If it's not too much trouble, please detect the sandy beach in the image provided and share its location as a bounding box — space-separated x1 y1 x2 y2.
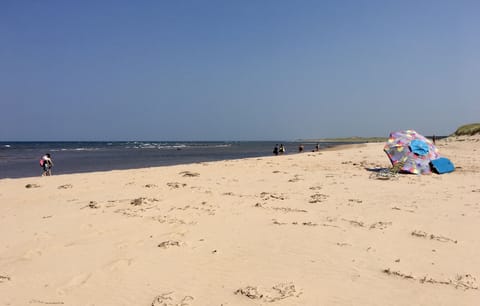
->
1 136 479 306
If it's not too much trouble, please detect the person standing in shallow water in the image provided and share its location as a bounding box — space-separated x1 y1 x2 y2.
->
273 144 279 156
40 153 53 176
279 144 285 154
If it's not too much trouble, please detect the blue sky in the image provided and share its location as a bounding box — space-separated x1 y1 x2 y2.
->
1 0 479 141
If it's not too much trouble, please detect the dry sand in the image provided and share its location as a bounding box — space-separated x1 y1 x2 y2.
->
1 136 479 306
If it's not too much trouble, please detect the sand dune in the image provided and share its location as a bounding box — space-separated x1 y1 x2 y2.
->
1 136 479 305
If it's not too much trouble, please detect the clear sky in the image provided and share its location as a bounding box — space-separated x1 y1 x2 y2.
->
1 0 479 141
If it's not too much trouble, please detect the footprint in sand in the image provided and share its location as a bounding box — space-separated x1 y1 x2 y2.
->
369 221 392 230
0 275 11 283
309 193 328 203
58 184 73 189
179 171 200 177
260 192 287 201
270 206 308 213
288 175 303 182
144 184 157 188
340 219 392 230
235 282 301 302
272 219 288 225
167 182 187 189
81 201 100 209
151 292 194 306
25 184 41 189
130 197 159 206
157 240 182 249
131 198 146 206
22 248 43 260
391 206 416 213
151 215 196 225
115 241 130 250
57 273 92 296
292 221 318 227
104 258 133 272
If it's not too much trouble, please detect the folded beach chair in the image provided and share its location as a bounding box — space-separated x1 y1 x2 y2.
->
370 160 405 180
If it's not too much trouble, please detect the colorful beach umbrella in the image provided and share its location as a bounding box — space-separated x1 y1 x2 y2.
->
384 130 440 174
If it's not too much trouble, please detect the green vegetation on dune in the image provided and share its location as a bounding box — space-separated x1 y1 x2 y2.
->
454 123 480 136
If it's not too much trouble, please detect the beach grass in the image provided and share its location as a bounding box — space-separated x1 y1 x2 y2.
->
454 123 480 136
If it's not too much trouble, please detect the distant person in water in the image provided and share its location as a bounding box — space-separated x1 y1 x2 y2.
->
273 144 279 156
298 144 304 153
315 143 320 151
40 153 53 176
279 144 285 154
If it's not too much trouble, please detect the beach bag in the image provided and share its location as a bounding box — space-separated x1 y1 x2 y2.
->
430 157 455 174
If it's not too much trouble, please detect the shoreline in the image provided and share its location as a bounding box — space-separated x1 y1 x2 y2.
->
0 142 360 181
1 140 342 180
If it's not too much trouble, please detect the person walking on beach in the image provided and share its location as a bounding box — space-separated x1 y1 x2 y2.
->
273 144 279 156
298 144 304 153
40 153 53 176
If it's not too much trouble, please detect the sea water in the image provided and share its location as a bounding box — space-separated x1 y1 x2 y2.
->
0 141 343 179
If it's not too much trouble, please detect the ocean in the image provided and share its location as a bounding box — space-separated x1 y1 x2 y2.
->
0 141 342 179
